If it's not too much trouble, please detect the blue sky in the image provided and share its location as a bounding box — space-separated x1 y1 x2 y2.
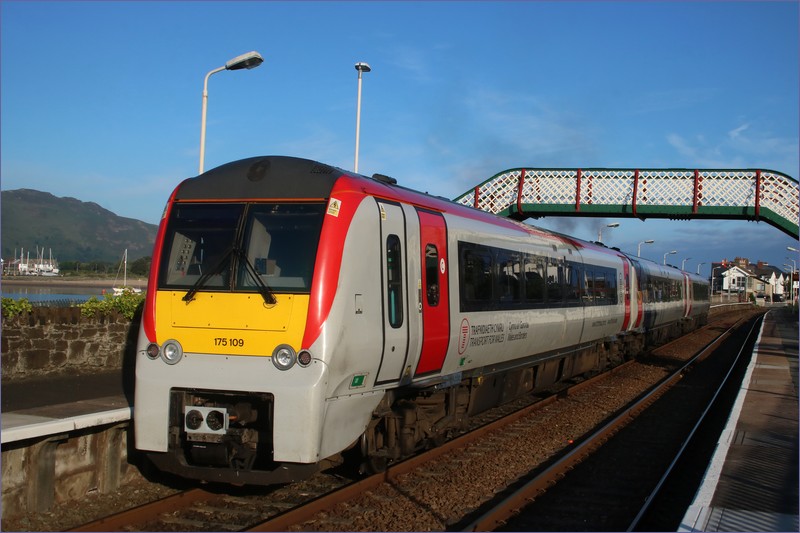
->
2 1 798 273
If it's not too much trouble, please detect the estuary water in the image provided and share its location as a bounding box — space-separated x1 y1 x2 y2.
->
1 278 143 306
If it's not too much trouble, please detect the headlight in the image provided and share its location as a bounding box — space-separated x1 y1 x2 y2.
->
185 409 204 430
272 344 297 371
161 339 183 365
205 410 225 431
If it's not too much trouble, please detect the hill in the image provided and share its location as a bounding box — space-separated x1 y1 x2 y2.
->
1 189 158 263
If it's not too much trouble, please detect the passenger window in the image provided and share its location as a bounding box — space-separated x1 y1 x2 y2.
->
462 247 493 305
524 256 546 304
386 235 403 328
425 244 440 306
496 251 521 303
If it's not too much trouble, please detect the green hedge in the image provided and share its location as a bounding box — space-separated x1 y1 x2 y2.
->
2 290 145 320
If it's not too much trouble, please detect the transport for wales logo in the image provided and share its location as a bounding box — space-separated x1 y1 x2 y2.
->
458 318 470 355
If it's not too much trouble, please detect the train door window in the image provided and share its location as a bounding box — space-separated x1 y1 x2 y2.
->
386 235 403 328
425 244 440 306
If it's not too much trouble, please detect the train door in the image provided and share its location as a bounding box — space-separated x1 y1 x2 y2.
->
375 201 410 385
629 258 646 329
415 209 450 376
683 273 692 318
618 254 632 331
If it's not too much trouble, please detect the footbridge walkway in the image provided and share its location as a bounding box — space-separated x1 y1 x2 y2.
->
454 168 799 239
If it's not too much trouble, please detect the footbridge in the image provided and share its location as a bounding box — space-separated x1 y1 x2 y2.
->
454 168 799 239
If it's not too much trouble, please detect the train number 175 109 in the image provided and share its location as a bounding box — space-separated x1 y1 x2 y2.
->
214 337 245 347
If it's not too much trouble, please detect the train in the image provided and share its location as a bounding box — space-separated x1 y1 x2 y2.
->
134 155 710 484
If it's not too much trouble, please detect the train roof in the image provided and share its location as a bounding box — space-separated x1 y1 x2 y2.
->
175 156 340 201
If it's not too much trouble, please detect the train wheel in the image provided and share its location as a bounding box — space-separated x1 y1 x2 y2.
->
359 430 389 475
365 455 388 474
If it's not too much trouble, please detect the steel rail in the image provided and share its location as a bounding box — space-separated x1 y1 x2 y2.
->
626 314 764 531
67 488 215 532
460 316 750 532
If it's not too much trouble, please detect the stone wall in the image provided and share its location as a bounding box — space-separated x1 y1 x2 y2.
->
1 307 139 381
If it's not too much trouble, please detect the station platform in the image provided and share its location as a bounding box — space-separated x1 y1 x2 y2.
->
680 306 799 532
1 370 130 445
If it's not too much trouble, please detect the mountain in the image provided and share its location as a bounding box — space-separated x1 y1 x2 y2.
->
1 189 158 263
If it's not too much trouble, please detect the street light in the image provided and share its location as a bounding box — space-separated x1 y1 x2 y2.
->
198 51 264 174
597 223 619 243
783 263 794 303
354 61 371 173
681 257 692 271
786 256 798 304
696 262 706 275
711 266 722 297
637 239 654 257
663 250 677 265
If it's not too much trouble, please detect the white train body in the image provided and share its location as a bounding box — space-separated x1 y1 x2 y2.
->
134 156 709 484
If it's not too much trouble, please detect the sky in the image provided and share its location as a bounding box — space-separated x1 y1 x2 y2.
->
2 1 798 275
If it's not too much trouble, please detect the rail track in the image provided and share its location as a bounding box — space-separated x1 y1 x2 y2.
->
68 309 763 532
474 311 765 532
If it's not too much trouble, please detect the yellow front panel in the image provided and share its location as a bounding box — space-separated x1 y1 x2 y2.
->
156 291 308 356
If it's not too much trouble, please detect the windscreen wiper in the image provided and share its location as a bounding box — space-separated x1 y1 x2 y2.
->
182 245 277 305
182 245 235 303
234 247 277 305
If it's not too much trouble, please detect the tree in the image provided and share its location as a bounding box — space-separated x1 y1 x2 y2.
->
129 256 151 277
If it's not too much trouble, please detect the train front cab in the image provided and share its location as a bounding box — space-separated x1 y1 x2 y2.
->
134 197 337 483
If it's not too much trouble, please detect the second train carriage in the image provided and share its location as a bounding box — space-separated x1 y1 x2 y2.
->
135 156 709 484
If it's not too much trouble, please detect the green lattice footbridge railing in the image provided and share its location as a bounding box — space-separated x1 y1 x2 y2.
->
454 168 799 239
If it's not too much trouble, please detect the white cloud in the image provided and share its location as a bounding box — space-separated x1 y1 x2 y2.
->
666 125 798 177
728 123 750 139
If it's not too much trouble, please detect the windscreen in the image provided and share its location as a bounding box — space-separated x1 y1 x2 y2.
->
159 202 325 293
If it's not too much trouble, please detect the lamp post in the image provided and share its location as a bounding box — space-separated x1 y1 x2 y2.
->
696 262 706 275
354 62 371 173
786 255 798 304
597 223 619 243
711 266 722 298
637 239 654 257
198 51 264 175
681 257 692 271
783 264 792 303
663 250 677 265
